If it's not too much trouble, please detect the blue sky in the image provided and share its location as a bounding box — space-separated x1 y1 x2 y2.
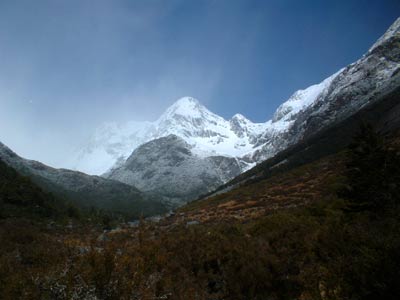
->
0 0 398 166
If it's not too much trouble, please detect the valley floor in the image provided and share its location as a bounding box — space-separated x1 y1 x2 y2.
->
1 200 399 300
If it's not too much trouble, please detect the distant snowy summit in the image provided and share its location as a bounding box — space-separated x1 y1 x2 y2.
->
68 96 267 175
68 17 400 178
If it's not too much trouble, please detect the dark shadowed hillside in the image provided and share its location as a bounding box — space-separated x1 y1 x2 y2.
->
0 159 75 220
0 143 168 219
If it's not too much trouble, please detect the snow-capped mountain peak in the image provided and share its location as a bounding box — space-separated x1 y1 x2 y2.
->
160 96 205 118
157 96 223 122
231 113 250 123
154 97 227 140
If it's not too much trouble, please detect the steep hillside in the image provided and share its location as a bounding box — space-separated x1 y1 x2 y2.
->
178 153 345 223
248 17 400 162
204 87 400 202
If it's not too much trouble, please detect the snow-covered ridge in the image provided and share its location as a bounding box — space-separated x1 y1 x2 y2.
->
270 70 341 129
69 76 336 175
369 17 400 53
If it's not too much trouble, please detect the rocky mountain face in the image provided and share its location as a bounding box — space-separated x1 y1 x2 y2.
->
105 135 242 206
249 17 400 162
0 142 166 217
71 18 400 205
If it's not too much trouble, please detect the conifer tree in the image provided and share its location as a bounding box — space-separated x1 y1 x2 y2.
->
343 124 400 212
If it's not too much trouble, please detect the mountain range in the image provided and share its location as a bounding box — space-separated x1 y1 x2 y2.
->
68 73 342 177
1 17 399 210
68 96 268 175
